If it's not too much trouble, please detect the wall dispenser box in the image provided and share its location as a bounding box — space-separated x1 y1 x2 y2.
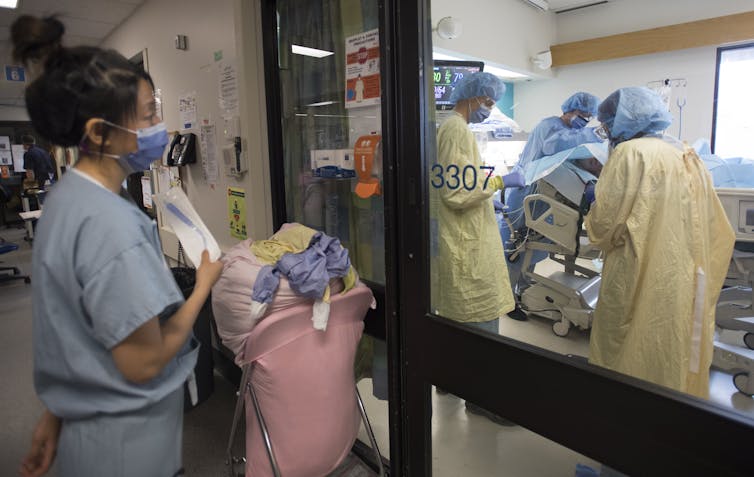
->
354 134 382 198
223 137 247 177
311 149 355 178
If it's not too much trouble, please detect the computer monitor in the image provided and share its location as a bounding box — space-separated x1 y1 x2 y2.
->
433 60 484 111
717 188 754 242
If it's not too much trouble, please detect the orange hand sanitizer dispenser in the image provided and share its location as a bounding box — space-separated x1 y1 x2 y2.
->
354 134 381 199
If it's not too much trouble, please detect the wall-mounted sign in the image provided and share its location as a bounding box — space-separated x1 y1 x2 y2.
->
345 29 380 109
5 65 25 82
227 187 247 239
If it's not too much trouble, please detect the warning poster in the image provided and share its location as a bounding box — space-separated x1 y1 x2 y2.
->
345 29 380 109
227 187 247 239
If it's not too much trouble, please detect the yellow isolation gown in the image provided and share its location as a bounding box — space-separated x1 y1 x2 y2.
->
433 112 515 323
585 137 735 398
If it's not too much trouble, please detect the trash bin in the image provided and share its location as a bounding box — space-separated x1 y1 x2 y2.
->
171 265 215 411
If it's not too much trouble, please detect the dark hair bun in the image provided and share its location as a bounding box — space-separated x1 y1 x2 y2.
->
11 15 65 65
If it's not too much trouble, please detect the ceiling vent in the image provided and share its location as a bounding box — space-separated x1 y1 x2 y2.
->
522 0 550 12
554 1 609 14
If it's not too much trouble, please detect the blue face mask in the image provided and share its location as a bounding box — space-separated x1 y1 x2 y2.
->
101 120 169 173
469 104 491 124
571 115 589 129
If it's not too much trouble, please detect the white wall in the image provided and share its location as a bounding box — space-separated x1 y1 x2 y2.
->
0 106 29 121
101 0 272 256
514 1 754 141
515 46 718 142
556 0 754 44
431 0 556 77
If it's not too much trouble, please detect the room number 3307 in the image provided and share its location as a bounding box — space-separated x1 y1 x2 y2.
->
431 165 495 190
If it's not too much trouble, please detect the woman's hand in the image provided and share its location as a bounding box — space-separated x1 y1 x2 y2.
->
19 410 61 477
195 250 223 293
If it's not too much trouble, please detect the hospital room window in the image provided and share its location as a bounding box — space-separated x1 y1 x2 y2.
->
712 43 754 158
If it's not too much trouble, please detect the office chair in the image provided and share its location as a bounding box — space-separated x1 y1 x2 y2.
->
0 183 11 228
0 239 30 284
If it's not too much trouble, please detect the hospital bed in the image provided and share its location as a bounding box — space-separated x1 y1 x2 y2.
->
515 166 602 337
712 188 754 396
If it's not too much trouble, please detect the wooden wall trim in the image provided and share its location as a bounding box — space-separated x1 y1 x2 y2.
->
551 10 754 67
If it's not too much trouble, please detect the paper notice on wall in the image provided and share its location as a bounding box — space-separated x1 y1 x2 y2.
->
345 29 380 109
228 187 247 240
218 60 239 116
179 91 197 130
12 144 25 171
199 122 219 185
141 175 153 209
155 165 180 193
0 136 11 165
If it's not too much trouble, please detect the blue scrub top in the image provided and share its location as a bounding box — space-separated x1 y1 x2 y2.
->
517 116 601 172
32 170 197 420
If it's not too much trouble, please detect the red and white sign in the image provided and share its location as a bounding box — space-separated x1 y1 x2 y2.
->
345 29 380 109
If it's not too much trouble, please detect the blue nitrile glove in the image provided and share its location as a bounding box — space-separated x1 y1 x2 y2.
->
502 169 525 189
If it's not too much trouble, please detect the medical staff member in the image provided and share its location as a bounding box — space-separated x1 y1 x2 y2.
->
435 71 523 332
503 92 602 320
517 91 602 171
434 71 523 424
585 87 734 399
13 16 223 477
22 135 56 188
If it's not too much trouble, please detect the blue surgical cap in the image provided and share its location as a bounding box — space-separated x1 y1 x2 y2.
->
597 87 672 144
449 72 506 104
561 92 600 115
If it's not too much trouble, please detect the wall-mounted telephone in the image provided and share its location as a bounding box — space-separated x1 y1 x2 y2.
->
167 133 197 166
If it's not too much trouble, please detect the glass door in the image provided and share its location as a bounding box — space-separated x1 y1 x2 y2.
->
260 0 398 470
262 0 386 297
389 0 754 475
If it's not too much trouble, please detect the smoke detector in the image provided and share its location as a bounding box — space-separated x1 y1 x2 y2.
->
434 17 463 40
531 50 553 70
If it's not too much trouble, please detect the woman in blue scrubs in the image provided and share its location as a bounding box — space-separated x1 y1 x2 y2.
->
13 16 223 477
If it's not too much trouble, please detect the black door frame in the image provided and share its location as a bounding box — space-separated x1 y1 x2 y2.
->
259 0 405 469
389 1 754 476
261 0 754 475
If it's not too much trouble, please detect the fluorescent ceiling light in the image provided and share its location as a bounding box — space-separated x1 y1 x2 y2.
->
432 50 528 79
305 101 338 107
0 0 19 7
432 51 463 61
292 44 334 58
484 64 529 79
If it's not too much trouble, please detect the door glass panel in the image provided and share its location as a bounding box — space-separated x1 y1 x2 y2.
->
275 0 385 285
426 0 754 419
273 0 390 464
430 390 613 477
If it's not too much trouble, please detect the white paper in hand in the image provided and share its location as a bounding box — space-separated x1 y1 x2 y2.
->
153 187 221 267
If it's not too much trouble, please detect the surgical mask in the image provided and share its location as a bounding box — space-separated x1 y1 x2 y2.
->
97 120 169 173
571 115 589 129
469 99 492 124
